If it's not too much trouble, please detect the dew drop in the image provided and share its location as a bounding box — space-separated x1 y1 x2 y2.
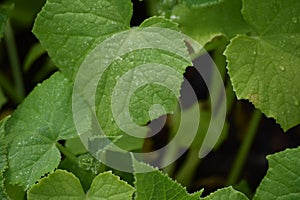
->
279 66 285 71
293 96 299 106
292 17 298 23
170 15 180 20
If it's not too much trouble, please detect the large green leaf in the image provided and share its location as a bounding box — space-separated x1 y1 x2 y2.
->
69 16 192 151
5 72 77 189
33 0 132 79
133 160 202 200
202 186 248 200
27 170 135 200
0 118 9 200
170 0 250 45
34 0 192 152
253 147 300 199
225 0 300 131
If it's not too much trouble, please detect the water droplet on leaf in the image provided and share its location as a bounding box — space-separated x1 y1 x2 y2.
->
292 17 298 23
279 66 285 71
293 96 299 106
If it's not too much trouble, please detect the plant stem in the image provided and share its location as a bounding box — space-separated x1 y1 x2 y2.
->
5 20 25 100
56 143 78 164
226 109 262 185
174 148 201 187
0 73 22 103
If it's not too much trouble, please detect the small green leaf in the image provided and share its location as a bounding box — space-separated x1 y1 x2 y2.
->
170 0 250 45
254 147 300 199
33 0 132 79
133 160 203 200
27 170 135 200
225 0 300 131
27 170 85 200
5 72 77 189
59 158 96 192
87 171 135 200
202 186 249 200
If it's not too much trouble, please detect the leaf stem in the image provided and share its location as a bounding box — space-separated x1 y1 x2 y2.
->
226 109 262 185
0 73 22 103
174 148 201 187
56 143 78 164
5 20 25 100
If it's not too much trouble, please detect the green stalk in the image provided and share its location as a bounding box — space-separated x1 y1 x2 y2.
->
56 143 78 164
226 109 262 185
162 142 178 175
174 148 200 187
0 73 22 103
5 21 25 100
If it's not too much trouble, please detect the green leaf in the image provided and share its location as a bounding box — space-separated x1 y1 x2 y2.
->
0 118 9 200
33 0 132 79
253 147 300 199
133 160 203 200
27 170 85 200
93 17 191 150
27 170 135 200
4 182 25 200
5 72 77 189
170 0 250 45
225 0 300 131
59 158 96 192
34 0 192 152
87 171 135 200
202 186 249 200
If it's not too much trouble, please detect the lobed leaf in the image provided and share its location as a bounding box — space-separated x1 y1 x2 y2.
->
5 72 76 189
225 0 300 131
93 17 191 150
27 170 135 200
